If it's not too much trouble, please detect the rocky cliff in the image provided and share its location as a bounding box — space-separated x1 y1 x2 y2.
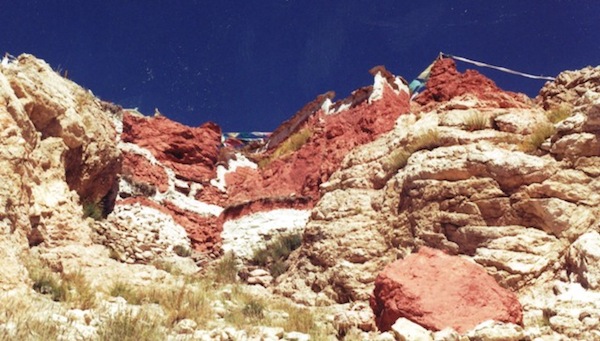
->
1 53 600 340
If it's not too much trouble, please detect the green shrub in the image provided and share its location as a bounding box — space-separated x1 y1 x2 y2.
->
83 200 104 220
252 233 302 278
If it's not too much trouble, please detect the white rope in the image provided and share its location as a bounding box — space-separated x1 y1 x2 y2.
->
442 53 555 81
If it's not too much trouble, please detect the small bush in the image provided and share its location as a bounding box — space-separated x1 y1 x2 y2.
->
242 299 265 320
520 123 556 152
546 104 572 123
252 233 302 278
464 113 489 131
83 200 104 220
25 257 68 302
96 309 165 341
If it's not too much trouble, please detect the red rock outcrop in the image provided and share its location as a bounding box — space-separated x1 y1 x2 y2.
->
370 247 523 333
226 81 410 204
122 112 221 183
266 91 335 150
122 151 169 193
414 57 530 109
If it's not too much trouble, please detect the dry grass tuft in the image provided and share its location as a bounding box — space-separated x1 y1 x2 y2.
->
96 309 165 341
0 294 62 340
213 252 239 284
412 128 442 151
519 123 556 152
62 271 97 310
270 300 317 334
24 255 97 310
383 149 412 174
259 128 313 168
108 280 213 328
546 104 573 123
463 112 489 131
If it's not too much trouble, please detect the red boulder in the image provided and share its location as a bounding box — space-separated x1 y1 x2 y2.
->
370 247 522 333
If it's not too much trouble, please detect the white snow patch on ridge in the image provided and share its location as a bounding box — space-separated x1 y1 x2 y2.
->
221 209 311 259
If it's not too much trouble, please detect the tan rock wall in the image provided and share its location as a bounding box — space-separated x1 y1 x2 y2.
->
0 54 120 253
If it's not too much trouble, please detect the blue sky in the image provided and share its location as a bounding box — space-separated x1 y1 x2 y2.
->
2 1 599 132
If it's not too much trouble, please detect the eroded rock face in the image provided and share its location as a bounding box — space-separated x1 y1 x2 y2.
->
0 54 121 253
4 55 121 204
226 72 410 205
122 112 221 183
0 54 122 293
538 65 600 110
370 247 522 333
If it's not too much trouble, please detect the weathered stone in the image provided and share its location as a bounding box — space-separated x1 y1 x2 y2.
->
174 318 197 334
391 318 433 341
567 232 600 289
465 320 525 341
